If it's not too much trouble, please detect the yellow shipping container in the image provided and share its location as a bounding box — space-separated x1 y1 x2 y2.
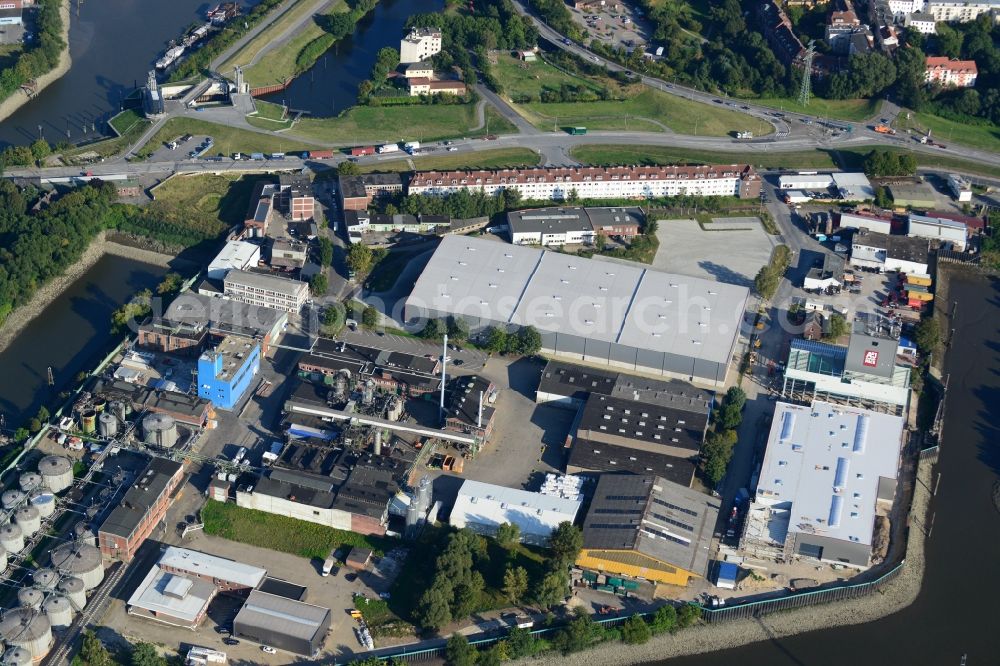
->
907 291 934 301
906 275 932 286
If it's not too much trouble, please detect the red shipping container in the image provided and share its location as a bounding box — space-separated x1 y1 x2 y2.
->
308 150 335 159
350 146 375 156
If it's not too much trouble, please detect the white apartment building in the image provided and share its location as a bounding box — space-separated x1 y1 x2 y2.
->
407 165 762 200
904 11 938 32
925 56 978 87
926 0 1000 21
223 269 309 313
887 0 925 13
399 27 442 64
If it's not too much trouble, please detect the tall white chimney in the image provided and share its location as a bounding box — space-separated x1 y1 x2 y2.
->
478 391 483 428
439 334 448 422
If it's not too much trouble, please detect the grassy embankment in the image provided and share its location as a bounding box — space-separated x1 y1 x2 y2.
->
216 0 325 78
359 147 540 174
570 143 1000 178
751 96 882 122
151 173 273 229
239 0 349 88
288 104 516 144
201 499 394 560
894 111 1000 154
135 117 316 158
246 99 295 131
60 109 151 162
491 53 767 136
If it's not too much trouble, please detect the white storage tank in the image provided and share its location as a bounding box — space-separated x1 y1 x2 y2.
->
97 412 118 438
0 607 53 660
0 523 24 554
50 542 104 590
18 473 42 495
14 506 41 537
37 456 73 494
1 490 25 511
56 577 86 611
42 596 74 629
17 588 44 610
29 492 55 519
1 646 33 666
0 543 7 573
143 413 178 448
33 568 59 591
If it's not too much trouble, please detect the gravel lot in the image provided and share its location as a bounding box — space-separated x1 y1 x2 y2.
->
643 218 776 287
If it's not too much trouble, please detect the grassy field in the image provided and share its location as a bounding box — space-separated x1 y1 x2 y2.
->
217 0 322 75
570 143 1000 178
241 0 349 88
246 99 295 130
520 89 767 136
135 117 315 158
751 96 882 122
359 147 540 174
151 173 271 227
492 53 625 100
289 103 514 144
202 500 394 560
109 109 145 135
895 111 1000 154
366 250 413 292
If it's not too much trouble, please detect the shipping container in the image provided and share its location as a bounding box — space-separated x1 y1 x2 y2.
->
308 150 335 159
378 144 400 154
350 146 376 156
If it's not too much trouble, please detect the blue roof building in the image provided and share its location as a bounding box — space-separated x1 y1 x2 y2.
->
197 335 260 410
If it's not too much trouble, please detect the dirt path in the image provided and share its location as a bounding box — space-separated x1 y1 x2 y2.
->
0 0 73 123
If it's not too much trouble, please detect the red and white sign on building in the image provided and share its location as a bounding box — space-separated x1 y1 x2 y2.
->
863 350 879 367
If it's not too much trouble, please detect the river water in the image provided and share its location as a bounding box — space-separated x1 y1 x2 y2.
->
659 273 1000 666
0 0 257 147
259 0 442 114
0 256 165 426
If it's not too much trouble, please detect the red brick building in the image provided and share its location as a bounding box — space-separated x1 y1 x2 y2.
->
98 457 185 562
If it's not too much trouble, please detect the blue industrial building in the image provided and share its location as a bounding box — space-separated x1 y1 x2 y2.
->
197 335 261 410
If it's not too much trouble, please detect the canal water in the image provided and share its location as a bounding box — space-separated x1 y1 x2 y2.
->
0 256 166 426
658 273 1000 665
0 0 260 147
260 0 442 115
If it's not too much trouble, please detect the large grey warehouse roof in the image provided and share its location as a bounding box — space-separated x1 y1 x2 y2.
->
407 236 749 367
234 589 330 643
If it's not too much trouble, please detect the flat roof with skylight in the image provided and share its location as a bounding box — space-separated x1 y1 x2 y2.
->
755 401 904 550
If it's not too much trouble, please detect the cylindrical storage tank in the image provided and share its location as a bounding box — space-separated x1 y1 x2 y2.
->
97 412 117 439
38 456 73 494
2 646 33 666
29 492 55 519
42 596 73 629
0 523 24 554
17 588 44 610
14 506 40 538
92 398 107 413
0 543 7 573
0 607 53 660
110 400 128 422
1 490 26 511
80 410 97 434
143 413 178 448
50 542 104 591
33 568 59 591
56 577 86 611
72 522 96 547
18 473 42 495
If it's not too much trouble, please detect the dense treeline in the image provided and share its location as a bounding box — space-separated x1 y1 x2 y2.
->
0 180 225 327
169 0 285 81
0 0 65 103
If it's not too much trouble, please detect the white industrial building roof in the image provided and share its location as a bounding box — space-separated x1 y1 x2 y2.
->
831 173 875 201
208 241 260 276
160 546 268 588
755 401 904 547
451 479 582 540
128 567 216 624
778 174 834 189
407 236 749 368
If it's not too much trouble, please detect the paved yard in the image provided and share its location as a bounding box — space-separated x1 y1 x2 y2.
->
649 218 776 287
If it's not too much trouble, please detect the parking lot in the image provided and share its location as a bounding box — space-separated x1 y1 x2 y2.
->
147 133 212 162
567 1 653 53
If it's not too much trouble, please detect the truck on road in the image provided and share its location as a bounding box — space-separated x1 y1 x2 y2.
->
567 126 587 135
378 143 400 154
873 124 896 135
350 146 376 156
322 547 337 576
403 141 420 154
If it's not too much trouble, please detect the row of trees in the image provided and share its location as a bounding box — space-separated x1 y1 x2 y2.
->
444 601 701 665
480 325 542 356
863 149 919 178
297 0 380 75
76 630 170 666
753 244 792 301
0 0 65 104
416 523 582 631
703 386 746 486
